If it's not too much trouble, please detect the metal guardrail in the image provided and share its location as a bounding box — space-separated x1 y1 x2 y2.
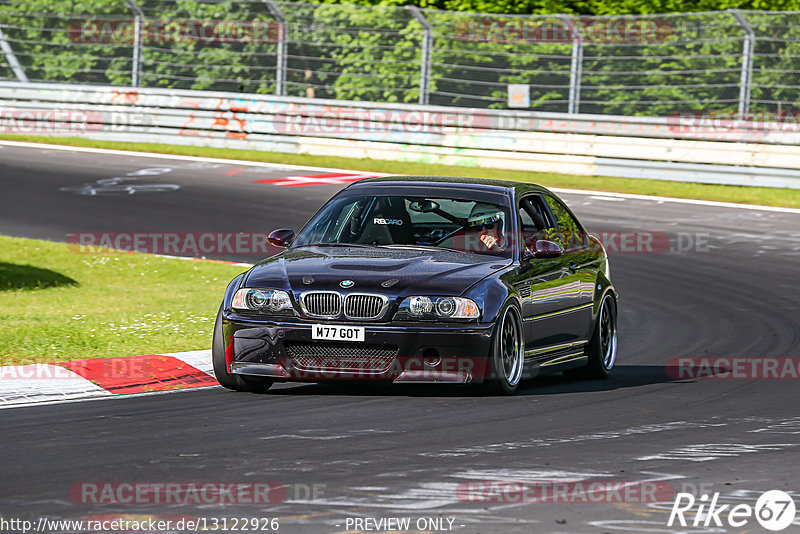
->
1 82 798 189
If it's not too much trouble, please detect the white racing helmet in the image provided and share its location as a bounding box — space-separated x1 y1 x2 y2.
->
468 203 505 231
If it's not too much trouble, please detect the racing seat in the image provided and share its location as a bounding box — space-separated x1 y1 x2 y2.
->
355 197 414 245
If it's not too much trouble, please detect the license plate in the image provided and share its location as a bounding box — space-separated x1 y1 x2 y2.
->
311 325 365 342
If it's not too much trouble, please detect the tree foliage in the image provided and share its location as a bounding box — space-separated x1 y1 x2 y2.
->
0 0 797 115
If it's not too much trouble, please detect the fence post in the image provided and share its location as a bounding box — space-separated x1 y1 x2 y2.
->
560 15 583 114
263 0 287 96
729 9 754 120
0 27 29 82
123 0 143 87
407 6 432 105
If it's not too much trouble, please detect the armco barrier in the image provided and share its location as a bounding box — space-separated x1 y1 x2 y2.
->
1 82 799 189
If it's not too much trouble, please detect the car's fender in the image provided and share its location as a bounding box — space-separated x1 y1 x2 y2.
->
463 271 515 323
586 235 617 316
592 270 617 319
221 273 247 312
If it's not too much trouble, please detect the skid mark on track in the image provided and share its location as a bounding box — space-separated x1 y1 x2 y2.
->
449 469 611 482
284 469 685 517
60 167 179 195
260 429 396 441
749 417 800 434
588 519 724 532
420 421 725 458
636 442 798 462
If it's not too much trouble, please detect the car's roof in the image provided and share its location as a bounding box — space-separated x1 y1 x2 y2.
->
349 175 550 194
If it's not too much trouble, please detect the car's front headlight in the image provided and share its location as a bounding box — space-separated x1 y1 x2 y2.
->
231 288 294 313
395 296 480 321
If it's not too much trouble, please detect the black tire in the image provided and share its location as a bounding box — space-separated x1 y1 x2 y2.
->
565 294 617 380
212 306 273 393
485 303 525 395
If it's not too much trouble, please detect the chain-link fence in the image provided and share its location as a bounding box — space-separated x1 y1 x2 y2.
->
0 0 798 117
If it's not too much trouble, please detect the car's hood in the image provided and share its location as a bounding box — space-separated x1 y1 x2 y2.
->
244 245 510 296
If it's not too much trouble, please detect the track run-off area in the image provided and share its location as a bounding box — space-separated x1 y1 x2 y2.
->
1 140 799 533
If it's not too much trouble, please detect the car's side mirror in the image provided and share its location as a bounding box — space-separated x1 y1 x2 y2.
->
523 239 563 260
267 229 295 248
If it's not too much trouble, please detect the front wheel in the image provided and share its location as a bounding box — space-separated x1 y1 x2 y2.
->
566 294 617 380
212 306 273 393
485 303 525 395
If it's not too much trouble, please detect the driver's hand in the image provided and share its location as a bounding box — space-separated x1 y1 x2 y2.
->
480 233 499 250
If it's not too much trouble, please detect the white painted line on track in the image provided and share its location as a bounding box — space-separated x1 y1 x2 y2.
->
0 384 220 411
0 139 375 174
2 139 798 214
551 187 800 214
588 195 626 202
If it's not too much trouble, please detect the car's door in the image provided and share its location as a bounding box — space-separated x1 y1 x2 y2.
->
512 194 584 355
541 193 594 343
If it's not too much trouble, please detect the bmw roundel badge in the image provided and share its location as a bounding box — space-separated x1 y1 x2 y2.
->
340 280 355 288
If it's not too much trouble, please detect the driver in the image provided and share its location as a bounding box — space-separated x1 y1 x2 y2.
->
468 203 506 252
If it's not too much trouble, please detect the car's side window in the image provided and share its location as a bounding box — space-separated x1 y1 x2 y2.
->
518 201 537 232
519 195 558 250
543 195 585 250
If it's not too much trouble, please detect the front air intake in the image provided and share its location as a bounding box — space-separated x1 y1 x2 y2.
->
300 291 342 318
344 293 389 320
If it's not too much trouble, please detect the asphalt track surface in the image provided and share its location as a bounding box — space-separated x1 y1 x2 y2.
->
1 142 799 533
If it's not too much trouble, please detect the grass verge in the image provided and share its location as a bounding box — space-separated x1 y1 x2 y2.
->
1 134 798 209
0 235 246 366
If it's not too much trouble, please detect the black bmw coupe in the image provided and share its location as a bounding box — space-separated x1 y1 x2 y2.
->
213 176 618 395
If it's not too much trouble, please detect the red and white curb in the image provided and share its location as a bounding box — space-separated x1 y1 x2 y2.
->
0 350 218 409
252 171 388 187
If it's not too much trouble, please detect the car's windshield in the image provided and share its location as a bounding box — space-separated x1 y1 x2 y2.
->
293 194 513 258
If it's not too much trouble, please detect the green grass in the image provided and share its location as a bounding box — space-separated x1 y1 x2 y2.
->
2 134 798 209
0 235 246 366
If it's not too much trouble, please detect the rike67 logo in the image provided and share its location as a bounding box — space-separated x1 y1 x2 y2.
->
668 490 796 531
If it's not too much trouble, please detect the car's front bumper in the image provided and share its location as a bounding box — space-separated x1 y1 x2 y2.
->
222 314 496 384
